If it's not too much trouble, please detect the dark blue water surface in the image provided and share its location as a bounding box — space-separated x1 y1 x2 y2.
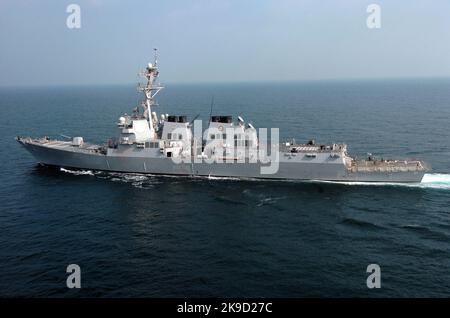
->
1 79 450 297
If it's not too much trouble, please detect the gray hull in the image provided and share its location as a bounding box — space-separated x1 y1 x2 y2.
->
18 139 425 183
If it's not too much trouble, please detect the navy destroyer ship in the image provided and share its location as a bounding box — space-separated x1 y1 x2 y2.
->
17 51 429 182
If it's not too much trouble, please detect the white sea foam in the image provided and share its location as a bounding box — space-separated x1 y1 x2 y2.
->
206 175 241 181
58 168 450 190
418 173 450 190
313 174 450 190
60 168 94 176
122 174 148 182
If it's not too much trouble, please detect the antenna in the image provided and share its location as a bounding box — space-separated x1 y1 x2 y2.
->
208 96 214 126
188 114 200 127
153 48 158 66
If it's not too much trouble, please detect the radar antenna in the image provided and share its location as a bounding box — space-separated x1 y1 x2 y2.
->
153 48 158 67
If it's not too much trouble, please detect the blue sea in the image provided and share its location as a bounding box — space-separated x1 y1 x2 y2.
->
1 79 450 297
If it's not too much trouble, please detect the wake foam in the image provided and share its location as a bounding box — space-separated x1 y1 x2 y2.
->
57 168 450 190
316 173 450 190
418 173 450 190
206 175 241 181
60 168 94 176
421 173 450 184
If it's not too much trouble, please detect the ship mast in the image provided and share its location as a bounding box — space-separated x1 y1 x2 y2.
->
138 48 163 140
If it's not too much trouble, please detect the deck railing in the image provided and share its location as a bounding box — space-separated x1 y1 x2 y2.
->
350 159 428 172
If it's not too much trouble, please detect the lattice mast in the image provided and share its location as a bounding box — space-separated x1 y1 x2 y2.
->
138 48 163 139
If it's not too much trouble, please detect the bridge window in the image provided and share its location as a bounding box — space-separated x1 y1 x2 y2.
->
146 142 159 148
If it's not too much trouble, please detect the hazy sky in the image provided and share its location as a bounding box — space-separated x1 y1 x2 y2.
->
1 0 450 86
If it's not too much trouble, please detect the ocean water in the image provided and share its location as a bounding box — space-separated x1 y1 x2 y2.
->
1 79 450 297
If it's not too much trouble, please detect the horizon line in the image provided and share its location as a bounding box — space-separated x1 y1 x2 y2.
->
1 75 450 89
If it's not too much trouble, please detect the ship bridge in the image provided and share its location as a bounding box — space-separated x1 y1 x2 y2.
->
204 115 258 161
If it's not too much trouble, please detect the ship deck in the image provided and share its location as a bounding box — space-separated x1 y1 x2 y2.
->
17 137 106 155
350 159 428 173
279 143 344 153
